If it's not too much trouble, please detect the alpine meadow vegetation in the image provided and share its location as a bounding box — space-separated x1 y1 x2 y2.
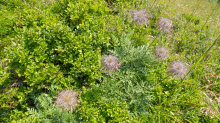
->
0 0 220 122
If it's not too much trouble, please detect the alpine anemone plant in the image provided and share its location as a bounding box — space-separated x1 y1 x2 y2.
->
101 55 119 73
154 47 169 61
157 17 173 33
55 90 80 112
168 61 188 79
130 10 152 26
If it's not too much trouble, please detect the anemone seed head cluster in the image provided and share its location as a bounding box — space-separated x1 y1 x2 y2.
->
168 61 188 79
157 17 173 33
130 10 152 25
55 90 80 112
155 47 169 60
102 55 119 73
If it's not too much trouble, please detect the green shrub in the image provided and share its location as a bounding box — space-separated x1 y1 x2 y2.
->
0 0 110 121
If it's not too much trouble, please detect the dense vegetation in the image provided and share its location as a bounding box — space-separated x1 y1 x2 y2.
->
0 0 220 122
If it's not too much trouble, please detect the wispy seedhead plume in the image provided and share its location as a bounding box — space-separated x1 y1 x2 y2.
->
154 47 169 60
157 17 173 33
55 90 80 112
101 55 119 73
168 61 188 79
130 10 152 26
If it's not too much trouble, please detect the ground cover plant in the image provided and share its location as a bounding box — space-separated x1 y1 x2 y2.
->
0 0 220 122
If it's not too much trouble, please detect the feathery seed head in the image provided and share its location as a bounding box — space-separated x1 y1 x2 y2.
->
55 90 80 112
102 55 119 73
157 17 173 33
155 47 169 60
168 61 188 79
130 10 152 26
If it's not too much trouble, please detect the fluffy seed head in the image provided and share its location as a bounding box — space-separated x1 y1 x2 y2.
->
130 10 152 25
55 90 80 112
168 61 188 79
157 17 173 33
155 47 169 60
102 55 119 73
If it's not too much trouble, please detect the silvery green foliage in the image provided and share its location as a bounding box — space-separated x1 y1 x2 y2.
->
168 61 188 79
130 10 152 26
111 33 151 66
154 47 169 61
157 17 173 33
16 93 79 123
108 33 155 115
110 32 154 83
